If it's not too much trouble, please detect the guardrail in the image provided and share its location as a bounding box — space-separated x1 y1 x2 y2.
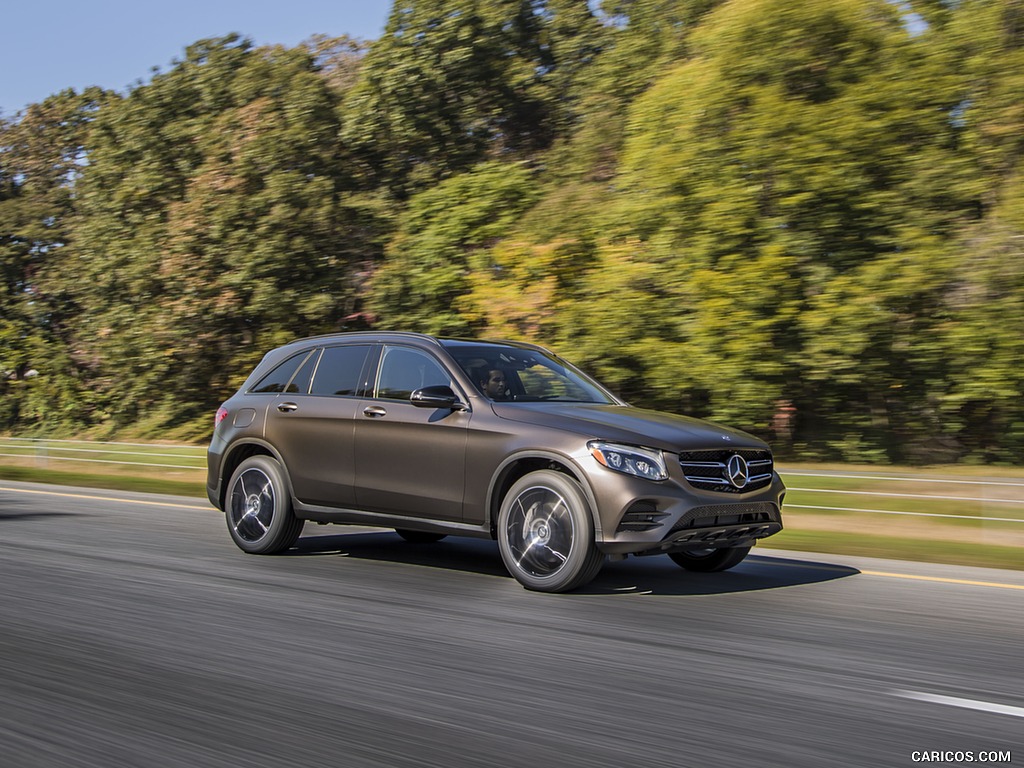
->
0 437 206 471
1 439 1022 526
779 469 1024 525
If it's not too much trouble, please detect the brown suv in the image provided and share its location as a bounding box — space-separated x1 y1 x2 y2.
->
207 332 785 592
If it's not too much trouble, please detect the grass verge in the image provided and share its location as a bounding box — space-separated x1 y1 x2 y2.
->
0 465 207 499
766 528 1023 571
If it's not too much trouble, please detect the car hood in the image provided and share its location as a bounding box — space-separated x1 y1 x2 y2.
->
489 402 767 453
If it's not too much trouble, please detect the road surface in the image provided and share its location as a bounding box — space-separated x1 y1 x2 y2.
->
1 480 1020 767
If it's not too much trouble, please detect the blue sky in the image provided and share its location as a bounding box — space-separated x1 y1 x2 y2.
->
3 0 393 118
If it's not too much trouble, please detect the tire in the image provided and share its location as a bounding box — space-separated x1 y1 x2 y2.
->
225 456 304 554
395 529 448 543
669 545 751 572
497 470 605 593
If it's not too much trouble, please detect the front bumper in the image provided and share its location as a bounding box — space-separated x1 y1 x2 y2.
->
589 461 786 556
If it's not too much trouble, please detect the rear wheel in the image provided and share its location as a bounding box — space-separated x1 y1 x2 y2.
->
395 529 448 543
225 456 304 554
497 470 605 593
669 546 750 572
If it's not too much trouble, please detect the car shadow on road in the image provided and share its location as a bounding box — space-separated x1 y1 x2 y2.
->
288 531 860 596
585 554 860 596
0 496 82 521
289 531 511 579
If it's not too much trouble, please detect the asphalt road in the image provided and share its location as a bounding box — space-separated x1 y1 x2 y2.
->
1 480 1021 768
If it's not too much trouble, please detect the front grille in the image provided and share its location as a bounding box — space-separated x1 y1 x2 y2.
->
678 449 774 493
668 502 779 533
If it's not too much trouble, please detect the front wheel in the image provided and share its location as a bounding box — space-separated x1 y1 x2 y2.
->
225 456 304 554
497 470 605 593
669 546 751 572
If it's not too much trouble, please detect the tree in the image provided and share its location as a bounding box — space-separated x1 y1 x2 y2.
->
939 176 1024 462
51 36 376 435
0 88 110 431
369 161 540 335
605 0 977 457
341 0 605 197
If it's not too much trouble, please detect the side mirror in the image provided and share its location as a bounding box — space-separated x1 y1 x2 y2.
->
410 385 463 410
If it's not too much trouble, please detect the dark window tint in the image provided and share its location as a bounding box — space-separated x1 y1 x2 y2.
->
310 345 371 397
250 351 311 394
376 346 452 400
285 349 321 394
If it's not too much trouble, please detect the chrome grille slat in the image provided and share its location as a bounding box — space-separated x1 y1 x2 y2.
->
679 448 774 494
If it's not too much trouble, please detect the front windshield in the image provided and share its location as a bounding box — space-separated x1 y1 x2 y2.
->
445 343 615 404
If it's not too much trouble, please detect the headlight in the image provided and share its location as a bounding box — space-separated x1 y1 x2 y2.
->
588 441 668 481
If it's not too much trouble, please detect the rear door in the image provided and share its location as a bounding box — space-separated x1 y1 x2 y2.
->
353 344 470 521
265 344 374 508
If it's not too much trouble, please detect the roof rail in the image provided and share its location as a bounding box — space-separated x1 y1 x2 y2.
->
286 330 442 346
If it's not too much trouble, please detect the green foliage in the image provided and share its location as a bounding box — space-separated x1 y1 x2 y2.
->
341 0 603 196
939 172 1024 461
41 36 376 430
0 88 111 432
369 161 540 334
2 0 1023 463
597 0 987 458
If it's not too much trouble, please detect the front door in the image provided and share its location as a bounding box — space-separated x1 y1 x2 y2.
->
353 345 469 521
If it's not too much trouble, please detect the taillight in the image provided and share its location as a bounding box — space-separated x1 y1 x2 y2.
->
215 406 229 427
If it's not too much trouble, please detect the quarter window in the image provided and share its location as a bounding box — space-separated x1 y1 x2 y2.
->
250 351 311 394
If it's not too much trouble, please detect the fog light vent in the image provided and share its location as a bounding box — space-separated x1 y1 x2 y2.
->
617 501 669 533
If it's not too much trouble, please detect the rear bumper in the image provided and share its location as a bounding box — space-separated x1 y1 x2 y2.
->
206 481 222 510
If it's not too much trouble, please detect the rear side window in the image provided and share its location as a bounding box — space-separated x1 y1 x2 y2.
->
250 351 312 394
310 345 372 397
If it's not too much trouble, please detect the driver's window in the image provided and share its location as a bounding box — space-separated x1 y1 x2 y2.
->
375 346 452 401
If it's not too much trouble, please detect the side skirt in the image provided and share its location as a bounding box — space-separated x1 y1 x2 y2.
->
293 501 494 540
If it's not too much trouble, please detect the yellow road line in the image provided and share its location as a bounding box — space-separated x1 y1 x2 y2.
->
0 485 213 511
860 569 1024 591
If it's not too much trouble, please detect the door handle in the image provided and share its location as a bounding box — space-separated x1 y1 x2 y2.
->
363 405 387 418
277 402 299 413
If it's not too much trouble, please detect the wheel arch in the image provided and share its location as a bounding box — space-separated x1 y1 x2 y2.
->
218 439 288 509
486 451 602 539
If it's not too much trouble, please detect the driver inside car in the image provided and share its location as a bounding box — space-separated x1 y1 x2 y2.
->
479 368 510 400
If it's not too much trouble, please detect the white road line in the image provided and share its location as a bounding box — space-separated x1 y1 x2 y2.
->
894 690 1024 718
